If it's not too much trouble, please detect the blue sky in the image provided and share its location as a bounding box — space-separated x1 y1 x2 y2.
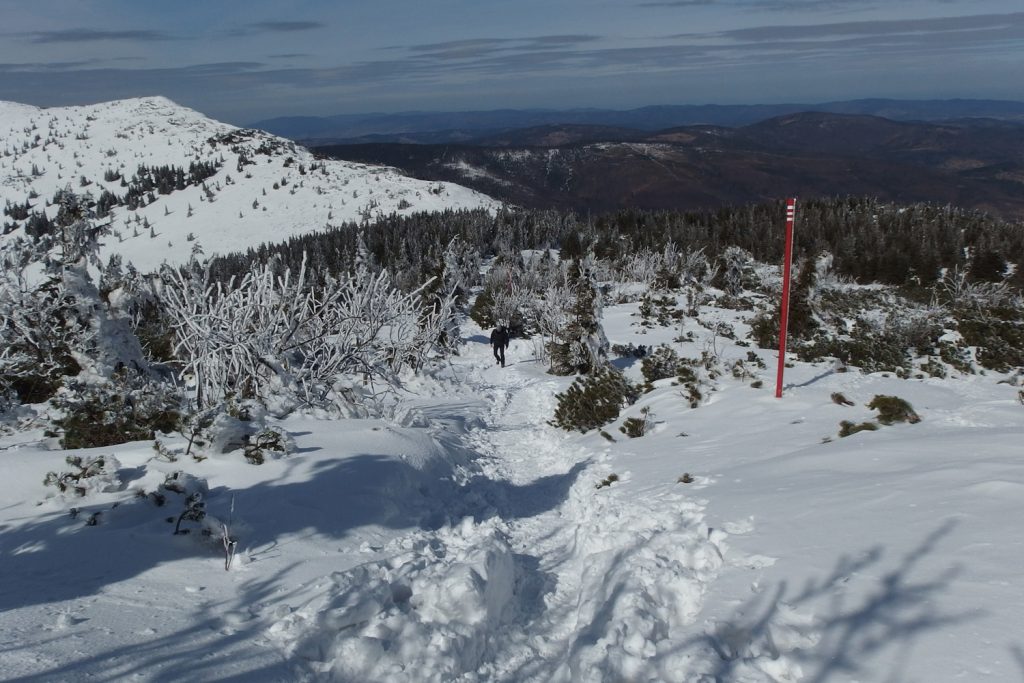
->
1 0 1022 123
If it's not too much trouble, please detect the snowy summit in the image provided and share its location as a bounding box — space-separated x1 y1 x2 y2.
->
0 96 500 272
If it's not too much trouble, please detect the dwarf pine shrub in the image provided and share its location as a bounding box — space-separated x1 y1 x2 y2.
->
619 407 653 438
551 368 639 433
52 376 181 449
838 420 879 438
243 427 293 465
831 392 854 406
43 454 121 497
806 332 910 374
937 342 974 374
867 395 921 425
641 345 685 384
955 309 1024 372
920 357 947 378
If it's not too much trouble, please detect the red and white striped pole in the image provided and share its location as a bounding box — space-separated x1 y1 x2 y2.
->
775 198 797 398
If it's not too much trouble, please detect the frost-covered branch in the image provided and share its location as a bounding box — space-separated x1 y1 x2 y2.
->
160 256 450 412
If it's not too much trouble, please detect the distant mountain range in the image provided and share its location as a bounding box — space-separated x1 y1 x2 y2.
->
251 99 1024 145
313 111 1024 219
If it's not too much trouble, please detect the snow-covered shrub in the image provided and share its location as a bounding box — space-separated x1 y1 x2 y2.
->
935 267 1016 311
174 492 206 535
551 368 639 433
196 410 253 455
610 343 648 359
619 407 653 438
530 280 573 363
679 247 711 286
242 426 294 465
920 357 947 378
489 280 532 332
161 256 452 413
938 341 974 374
0 239 85 403
803 331 910 374
547 264 609 376
640 345 686 384
616 243 686 290
468 287 498 329
150 471 210 534
867 395 921 425
954 309 1024 372
44 454 122 497
636 294 684 329
1 192 147 404
51 374 181 449
726 357 759 381
161 470 208 497
176 401 293 464
470 260 530 332
719 246 752 297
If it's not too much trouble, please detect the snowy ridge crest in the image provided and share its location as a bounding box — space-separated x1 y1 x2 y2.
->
0 96 500 272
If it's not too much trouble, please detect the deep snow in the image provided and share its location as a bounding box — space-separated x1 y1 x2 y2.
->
1 294 1022 682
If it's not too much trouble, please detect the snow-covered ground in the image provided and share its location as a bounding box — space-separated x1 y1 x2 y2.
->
1 295 1022 681
1 97 499 272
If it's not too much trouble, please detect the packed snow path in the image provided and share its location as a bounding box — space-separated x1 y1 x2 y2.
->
268 333 808 682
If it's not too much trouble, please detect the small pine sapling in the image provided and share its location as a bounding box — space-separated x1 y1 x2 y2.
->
174 492 205 535
43 454 121 497
619 406 653 438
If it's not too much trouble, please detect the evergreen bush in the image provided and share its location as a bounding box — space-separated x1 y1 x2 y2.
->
52 375 181 449
43 454 121 497
955 309 1024 372
640 345 685 384
838 420 879 437
619 407 653 438
243 427 293 465
867 395 921 425
551 368 639 433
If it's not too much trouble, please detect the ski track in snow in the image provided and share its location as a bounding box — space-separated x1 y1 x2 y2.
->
265 334 811 682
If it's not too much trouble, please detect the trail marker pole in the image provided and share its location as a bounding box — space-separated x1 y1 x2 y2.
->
775 198 797 398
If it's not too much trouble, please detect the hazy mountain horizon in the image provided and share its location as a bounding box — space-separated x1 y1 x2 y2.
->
250 97 1024 143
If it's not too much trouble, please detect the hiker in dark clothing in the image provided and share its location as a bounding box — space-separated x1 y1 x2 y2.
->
490 325 510 367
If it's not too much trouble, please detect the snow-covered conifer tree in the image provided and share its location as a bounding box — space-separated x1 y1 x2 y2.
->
547 262 609 375
0 189 145 403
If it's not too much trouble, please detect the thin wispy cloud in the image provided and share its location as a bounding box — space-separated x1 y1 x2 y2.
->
228 21 326 37
250 21 325 32
0 60 99 72
28 29 175 44
639 0 877 9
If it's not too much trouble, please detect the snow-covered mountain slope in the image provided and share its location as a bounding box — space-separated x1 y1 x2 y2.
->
2 296 1022 681
0 97 500 272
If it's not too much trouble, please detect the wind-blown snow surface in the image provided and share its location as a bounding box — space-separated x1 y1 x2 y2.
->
0 97 499 272
1 302 1023 681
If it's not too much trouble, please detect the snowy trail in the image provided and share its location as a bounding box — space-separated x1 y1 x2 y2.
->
267 334 808 682
457 342 808 683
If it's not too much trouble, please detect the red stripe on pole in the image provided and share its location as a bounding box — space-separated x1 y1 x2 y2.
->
775 197 797 398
